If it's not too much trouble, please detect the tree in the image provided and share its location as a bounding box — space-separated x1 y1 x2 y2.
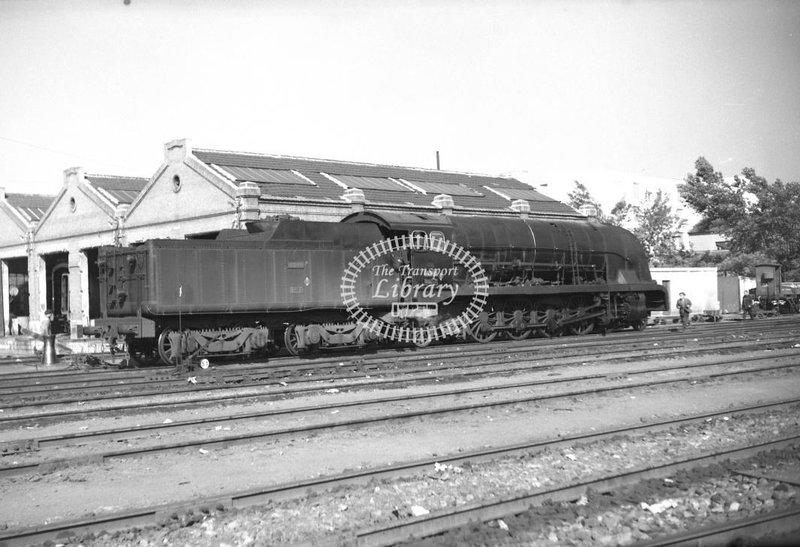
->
680 157 800 279
567 181 604 218
567 181 686 265
717 252 773 277
566 181 627 227
612 189 687 266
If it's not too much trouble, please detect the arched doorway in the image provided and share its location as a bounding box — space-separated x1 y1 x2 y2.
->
45 253 69 334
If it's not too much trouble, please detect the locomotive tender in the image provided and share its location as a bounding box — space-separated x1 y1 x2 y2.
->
95 210 668 364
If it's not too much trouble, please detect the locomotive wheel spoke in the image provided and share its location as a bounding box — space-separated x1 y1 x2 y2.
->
564 297 593 336
411 332 433 348
157 329 178 365
568 320 594 336
544 308 564 337
506 327 531 341
469 312 498 343
504 300 531 340
527 307 549 338
283 325 301 356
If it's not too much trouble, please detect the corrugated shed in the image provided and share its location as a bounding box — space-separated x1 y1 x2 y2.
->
5 193 55 222
193 149 578 215
85 174 148 205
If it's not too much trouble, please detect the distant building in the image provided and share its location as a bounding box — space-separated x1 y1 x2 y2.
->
686 222 730 255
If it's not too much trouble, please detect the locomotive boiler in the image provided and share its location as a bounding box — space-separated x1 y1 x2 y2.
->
94 210 668 364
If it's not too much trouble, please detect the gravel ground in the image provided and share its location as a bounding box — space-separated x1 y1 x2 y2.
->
2 367 798 532
411 454 800 546
45 404 800 546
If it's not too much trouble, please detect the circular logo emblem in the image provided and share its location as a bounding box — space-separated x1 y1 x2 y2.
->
341 234 489 344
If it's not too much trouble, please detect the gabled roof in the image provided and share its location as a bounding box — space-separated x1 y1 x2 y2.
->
34 170 149 238
85 174 148 206
4 193 55 223
193 149 577 216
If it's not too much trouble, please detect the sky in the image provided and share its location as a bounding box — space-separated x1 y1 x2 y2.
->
1 0 799 208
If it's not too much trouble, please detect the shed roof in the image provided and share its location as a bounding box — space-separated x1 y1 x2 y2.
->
4 193 55 223
85 174 148 205
193 149 577 216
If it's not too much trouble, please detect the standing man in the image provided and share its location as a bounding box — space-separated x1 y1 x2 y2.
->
40 309 56 365
742 293 755 320
676 292 692 329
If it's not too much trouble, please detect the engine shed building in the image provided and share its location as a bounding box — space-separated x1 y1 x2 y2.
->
0 189 53 335
32 169 149 336
2 138 581 339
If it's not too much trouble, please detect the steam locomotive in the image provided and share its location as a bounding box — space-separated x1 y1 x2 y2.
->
94 210 668 364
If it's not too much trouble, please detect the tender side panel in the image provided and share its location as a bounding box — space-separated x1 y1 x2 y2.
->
138 242 364 315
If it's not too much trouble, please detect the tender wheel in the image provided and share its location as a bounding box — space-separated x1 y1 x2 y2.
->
284 325 301 356
157 329 185 365
631 318 647 331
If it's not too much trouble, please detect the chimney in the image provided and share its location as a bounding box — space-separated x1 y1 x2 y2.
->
342 187 366 212
164 138 191 162
432 194 454 215
236 182 261 223
510 199 530 219
64 166 85 187
578 204 598 218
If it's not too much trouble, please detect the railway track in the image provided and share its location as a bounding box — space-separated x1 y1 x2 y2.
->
1 329 798 434
1 350 797 473
634 507 800 546
1 316 797 398
1 319 798 414
1 400 797 546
